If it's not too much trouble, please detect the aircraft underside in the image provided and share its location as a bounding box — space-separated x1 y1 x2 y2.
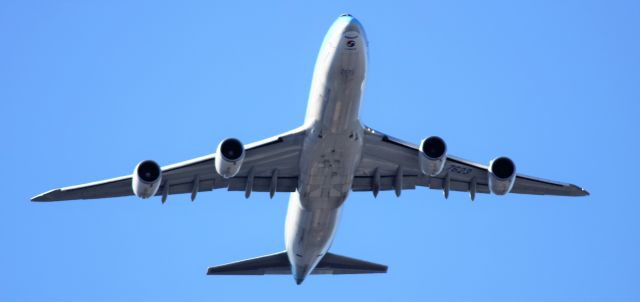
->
31 14 589 285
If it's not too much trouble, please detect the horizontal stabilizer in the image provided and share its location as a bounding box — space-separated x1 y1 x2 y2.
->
312 252 388 274
207 251 291 275
207 251 387 275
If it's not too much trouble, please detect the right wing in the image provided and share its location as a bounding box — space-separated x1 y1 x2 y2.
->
31 127 307 202
353 126 589 198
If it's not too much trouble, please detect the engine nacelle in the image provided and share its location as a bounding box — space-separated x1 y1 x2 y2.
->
132 160 162 199
419 136 447 176
215 138 245 179
488 156 516 195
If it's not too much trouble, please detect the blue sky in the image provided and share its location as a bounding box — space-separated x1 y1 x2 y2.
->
2 1 639 301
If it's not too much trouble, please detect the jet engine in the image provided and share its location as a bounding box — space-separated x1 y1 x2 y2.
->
132 160 162 199
419 136 447 176
488 156 516 195
215 138 245 178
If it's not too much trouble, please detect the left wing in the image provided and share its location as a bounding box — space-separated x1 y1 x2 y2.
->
353 126 589 198
31 127 307 202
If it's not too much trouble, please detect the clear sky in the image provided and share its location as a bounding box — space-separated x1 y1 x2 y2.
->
2 1 639 301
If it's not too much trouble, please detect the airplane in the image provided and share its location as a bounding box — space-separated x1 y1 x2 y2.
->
31 14 589 285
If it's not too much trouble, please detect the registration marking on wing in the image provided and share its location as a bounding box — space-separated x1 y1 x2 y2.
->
448 164 472 175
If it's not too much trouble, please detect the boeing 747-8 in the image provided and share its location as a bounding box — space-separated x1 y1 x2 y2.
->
32 14 589 285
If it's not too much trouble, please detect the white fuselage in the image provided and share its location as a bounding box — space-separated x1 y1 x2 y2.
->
284 15 368 284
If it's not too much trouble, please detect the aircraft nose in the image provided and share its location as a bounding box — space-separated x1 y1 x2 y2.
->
339 14 363 33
